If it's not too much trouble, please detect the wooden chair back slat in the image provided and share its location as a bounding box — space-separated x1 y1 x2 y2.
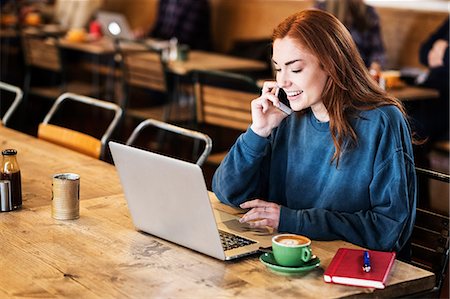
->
37 93 123 160
196 85 256 131
203 86 255 109
193 70 260 165
38 123 102 159
203 115 250 131
23 36 61 72
122 51 166 92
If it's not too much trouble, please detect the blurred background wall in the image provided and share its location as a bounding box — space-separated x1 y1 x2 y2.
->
101 0 448 68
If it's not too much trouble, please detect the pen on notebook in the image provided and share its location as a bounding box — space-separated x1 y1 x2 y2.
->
363 250 371 272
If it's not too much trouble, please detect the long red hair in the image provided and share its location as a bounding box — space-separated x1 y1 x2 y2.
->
273 9 408 165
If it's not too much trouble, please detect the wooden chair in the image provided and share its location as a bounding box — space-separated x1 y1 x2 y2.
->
192 70 260 165
21 30 100 102
407 167 450 298
125 118 212 166
0 81 23 127
115 39 175 121
37 92 123 159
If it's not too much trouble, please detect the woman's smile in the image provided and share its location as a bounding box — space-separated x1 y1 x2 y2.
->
284 89 304 99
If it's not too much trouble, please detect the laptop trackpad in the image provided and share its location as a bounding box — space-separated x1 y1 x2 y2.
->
215 210 274 247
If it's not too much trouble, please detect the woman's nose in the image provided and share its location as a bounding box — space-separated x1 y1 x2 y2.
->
276 71 291 88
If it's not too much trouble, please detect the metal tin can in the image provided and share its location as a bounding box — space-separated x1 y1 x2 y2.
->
0 180 12 212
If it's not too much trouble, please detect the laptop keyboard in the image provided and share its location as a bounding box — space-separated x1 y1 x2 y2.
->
219 230 256 251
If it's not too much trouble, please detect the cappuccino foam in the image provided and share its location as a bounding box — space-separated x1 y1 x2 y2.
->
274 235 310 246
279 239 301 245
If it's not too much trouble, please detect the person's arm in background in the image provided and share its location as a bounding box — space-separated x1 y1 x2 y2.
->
70 0 103 29
419 18 449 68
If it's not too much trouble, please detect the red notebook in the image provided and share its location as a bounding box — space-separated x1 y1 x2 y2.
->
324 248 396 289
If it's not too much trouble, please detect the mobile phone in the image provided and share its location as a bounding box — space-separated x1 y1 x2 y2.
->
274 87 292 115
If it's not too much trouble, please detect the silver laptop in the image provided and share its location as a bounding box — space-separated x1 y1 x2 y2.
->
109 141 272 260
97 11 134 39
97 11 171 50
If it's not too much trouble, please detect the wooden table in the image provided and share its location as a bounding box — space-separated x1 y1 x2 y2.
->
58 37 267 75
58 38 169 55
125 50 268 77
0 128 435 298
58 37 115 55
388 85 440 101
0 193 435 298
168 50 267 75
0 126 122 208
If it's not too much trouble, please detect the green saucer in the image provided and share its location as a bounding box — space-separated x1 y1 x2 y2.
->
259 252 320 274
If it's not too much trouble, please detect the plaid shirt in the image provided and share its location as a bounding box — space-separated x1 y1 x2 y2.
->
316 3 386 67
150 0 212 50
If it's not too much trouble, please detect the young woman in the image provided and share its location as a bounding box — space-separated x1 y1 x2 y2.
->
212 10 416 256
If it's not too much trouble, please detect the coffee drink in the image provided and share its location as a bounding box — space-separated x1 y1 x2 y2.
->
274 235 310 246
272 234 312 267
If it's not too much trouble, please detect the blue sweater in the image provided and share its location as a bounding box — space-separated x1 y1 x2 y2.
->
212 106 416 252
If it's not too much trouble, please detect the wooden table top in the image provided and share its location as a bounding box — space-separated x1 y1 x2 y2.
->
58 37 115 55
0 193 435 298
58 37 267 74
0 126 122 208
388 85 440 101
0 127 435 298
129 50 268 76
168 50 267 75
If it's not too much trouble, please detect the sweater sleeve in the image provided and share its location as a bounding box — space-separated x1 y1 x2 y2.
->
212 128 271 207
278 150 416 252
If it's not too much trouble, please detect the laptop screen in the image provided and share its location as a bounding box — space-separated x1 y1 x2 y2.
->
97 11 134 39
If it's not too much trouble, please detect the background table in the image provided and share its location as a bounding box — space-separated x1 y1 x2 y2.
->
388 85 440 101
58 37 268 75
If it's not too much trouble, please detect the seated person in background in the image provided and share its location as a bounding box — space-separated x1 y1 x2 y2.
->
135 0 212 51
212 10 417 258
54 0 103 30
315 0 386 74
412 17 449 143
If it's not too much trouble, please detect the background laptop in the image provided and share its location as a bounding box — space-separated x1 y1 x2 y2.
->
96 11 170 50
109 141 272 260
97 11 134 39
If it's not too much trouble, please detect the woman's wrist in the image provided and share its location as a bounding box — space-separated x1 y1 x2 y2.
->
250 124 272 138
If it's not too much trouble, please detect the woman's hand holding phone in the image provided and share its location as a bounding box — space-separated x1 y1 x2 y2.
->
250 81 292 138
